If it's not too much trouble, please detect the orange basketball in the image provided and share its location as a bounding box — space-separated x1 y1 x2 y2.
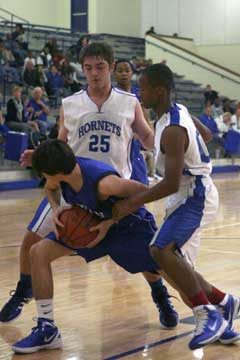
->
57 206 101 249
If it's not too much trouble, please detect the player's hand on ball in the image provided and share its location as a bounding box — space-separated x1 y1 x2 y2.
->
52 205 71 239
20 149 34 167
87 219 115 248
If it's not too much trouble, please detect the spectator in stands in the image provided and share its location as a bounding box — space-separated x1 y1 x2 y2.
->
24 51 36 69
36 46 52 68
28 87 51 136
49 115 60 139
23 61 41 88
44 39 58 57
46 65 64 106
0 104 9 138
0 42 19 82
76 35 89 59
60 58 81 94
231 107 240 132
145 26 156 35
204 84 218 105
223 98 234 115
199 105 224 157
216 112 232 138
5 86 40 136
211 97 224 118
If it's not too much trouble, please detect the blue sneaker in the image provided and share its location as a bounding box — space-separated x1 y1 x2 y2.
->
12 318 62 354
0 282 32 322
217 294 240 328
189 305 228 350
219 325 240 344
151 285 179 328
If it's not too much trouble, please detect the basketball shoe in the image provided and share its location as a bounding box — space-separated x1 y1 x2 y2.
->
217 293 240 344
0 281 32 322
189 304 228 350
12 318 62 353
151 283 179 328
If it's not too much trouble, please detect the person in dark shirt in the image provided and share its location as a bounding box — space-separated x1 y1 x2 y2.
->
204 84 218 105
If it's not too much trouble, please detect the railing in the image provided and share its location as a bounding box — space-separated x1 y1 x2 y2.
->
146 35 240 86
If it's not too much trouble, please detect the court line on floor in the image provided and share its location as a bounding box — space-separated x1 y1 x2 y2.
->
200 248 240 255
103 330 193 360
203 222 240 231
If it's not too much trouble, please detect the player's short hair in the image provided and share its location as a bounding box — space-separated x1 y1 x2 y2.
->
32 139 76 176
80 42 114 66
142 63 174 92
114 59 133 71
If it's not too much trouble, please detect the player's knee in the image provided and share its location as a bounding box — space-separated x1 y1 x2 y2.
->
22 230 42 253
29 242 47 264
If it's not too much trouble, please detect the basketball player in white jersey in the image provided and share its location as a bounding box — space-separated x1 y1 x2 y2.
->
0 43 178 328
113 63 240 350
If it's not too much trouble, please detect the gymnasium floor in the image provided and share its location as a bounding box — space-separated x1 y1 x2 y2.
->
0 174 240 360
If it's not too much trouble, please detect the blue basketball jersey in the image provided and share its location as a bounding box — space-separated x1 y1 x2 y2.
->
61 157 148 220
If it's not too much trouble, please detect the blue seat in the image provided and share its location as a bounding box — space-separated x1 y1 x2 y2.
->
224 130 240 154
4 131 28 162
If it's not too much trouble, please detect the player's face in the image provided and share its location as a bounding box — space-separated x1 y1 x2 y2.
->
114 62 133 86
82 56 112 90
139 74 159 109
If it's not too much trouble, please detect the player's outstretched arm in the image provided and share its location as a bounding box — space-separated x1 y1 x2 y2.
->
132 101 154 150
57 106 68 142
112 125 188 220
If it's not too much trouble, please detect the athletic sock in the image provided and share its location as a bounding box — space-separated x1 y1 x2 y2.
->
36 299 54 321
207 286 226 305
189 290 209 307
147 278 164 290
19 273 32 289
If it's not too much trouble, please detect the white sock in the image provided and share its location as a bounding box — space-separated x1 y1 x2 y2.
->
36 299 54 321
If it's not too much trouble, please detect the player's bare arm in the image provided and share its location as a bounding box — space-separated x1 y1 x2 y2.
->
112 125 188 220
58 106 68 142
191 115 212 143
132 100 154 150
45 179 64 237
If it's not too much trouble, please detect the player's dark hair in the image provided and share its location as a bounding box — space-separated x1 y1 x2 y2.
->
32 139 76 176
79 42 114 65
114 58 133 71
142 63 174 92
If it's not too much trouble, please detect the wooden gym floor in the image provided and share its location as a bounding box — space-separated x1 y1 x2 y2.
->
0 174 240 360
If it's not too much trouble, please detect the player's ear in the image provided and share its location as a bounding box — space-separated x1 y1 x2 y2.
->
110 62 115 74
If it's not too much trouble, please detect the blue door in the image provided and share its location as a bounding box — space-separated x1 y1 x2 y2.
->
71 0 88 32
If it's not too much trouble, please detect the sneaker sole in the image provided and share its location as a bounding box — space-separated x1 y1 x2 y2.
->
0 311 22 324
219 334 240 345
12 338 63 354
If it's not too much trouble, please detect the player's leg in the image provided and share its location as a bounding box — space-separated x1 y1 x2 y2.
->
12 239 73 354
0 197 53 322
142 271 179 328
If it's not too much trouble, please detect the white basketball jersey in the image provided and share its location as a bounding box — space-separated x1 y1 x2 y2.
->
62 87 137 178
155 103 212 207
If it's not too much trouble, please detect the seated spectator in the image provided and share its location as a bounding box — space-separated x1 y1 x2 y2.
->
204 84 218 105
211 97 224 118
46 65 64 106
199 105 224 157
23 61 42 88
231 107 240 132
5 86 40 146
223 98 234 115
215 112 232 137
24 50 36 69
145 26 156 35
44 39 58 57
36 46 52 68
0 42 19 82
0 104 9 137
28 87 51 136
76 35 89 59
60 58 81 94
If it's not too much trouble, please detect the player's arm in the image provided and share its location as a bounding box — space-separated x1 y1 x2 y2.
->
98 175 148 199
132 100 154 150
112 125 188 220
45 179 65 238
58 106 68 142
191 115 212 143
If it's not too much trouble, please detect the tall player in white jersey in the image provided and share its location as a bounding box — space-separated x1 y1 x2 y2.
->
113 63 240 350
0 43 178 329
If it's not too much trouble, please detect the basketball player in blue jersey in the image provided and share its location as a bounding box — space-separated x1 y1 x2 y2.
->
0 43 178 329
113 63 240 350
12 139 162 353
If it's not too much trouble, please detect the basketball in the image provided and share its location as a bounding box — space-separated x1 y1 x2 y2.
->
57 206 101 249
